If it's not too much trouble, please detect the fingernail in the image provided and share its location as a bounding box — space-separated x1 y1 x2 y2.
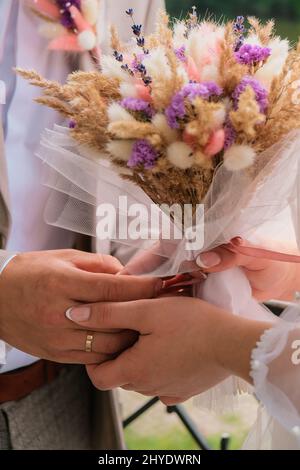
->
66 306 91 322
196 252 221 268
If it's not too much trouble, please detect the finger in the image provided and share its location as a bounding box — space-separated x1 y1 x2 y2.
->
66 298 156 333
71 252 123 274
122 386 156 397
120 240 177 275
194 246 265 274
64 269 162 302
50 351 111 365
86 357 129 390
159 396 189 405
70 330 138 354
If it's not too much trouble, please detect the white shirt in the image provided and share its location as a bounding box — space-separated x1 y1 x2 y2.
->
0 0 75 373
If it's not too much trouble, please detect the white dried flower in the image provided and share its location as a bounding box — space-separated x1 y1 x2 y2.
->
152 114 179 144
167 142 194 169
106 140 134 161
224 144 256 171
119 82 139 99
107 103 135 123
102 56 133 82
255 38 289 89
143 47 172 80
77 30 97 51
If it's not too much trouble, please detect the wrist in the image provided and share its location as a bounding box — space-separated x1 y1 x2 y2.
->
278 262 299 301
213 311 274 383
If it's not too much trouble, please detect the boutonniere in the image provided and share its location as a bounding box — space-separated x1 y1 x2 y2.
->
26 0 101 65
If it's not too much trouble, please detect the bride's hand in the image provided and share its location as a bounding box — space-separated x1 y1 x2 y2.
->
67 294 271 404
194 240 298 302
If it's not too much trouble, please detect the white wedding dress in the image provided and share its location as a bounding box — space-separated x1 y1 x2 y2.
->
243 306 300 449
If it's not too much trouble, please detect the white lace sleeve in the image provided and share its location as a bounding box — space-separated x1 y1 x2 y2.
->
250 309 300 441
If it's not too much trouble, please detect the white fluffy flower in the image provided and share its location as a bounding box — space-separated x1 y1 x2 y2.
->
81 0 99 26
143 47 172 80
167 142 194 169
213 106 226 129
224 145 256 171
255 37 290 89
106 140 134 161
201 64 220 83
186 26 224 71
245 34 261 46
102 56 133 82
173 22 188 48
107 103 135 123
119 83 139 99
152 114 179 144
78 30 97 51
176 64 189 85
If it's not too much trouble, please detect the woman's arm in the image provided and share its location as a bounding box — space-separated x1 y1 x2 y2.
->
214 310 300 437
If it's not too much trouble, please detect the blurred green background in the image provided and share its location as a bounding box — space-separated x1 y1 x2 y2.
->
166 0 300 41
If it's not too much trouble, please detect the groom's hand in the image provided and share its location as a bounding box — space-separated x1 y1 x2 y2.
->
0 250 161 364
67 296 231 403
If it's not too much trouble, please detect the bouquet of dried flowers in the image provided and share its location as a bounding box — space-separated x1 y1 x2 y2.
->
17 7 300 407
25 0 101 62
17 8 300 213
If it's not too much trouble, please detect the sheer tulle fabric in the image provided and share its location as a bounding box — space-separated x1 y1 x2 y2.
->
37 125 300 447
243 307 300 449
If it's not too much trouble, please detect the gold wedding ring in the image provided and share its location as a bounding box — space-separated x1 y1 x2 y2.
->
85 334 94 353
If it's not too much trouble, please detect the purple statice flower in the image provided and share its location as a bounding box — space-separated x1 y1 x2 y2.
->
233 76 268 113
120 98 154 118
165 93 186 129
165 82 223 129
183 82 223 100
128 140 158 169
56 0 81 29
69 119 76 129
224 120 236 150
174 46 187 63
235 44 271 65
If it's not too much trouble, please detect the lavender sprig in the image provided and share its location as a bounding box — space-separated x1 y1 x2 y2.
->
174 46 187 63
184 5 198 38
233 16 246 52
113 51 123 62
